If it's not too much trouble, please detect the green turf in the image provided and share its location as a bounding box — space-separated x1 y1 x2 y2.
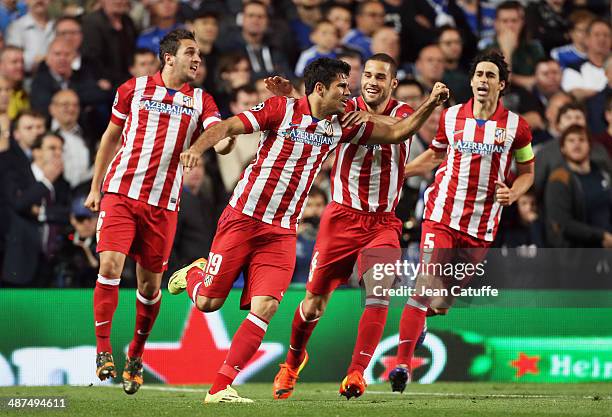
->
1 383 611 417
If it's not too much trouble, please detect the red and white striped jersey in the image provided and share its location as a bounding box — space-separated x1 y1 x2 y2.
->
424 99 533 241
231 95 374 230
330 96 414 212
102 72 221 211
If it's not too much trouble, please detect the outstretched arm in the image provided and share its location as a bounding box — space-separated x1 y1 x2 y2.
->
181 116 246 168
366 82 449 145
404 149 446 177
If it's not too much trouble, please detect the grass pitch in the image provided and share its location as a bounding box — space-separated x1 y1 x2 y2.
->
1 383 610 417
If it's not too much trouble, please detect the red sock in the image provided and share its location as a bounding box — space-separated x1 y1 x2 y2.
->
186 267 205 304
93 275 120 353
396 304 427 368
128 290 162 358
210 313 268 394
286 301 319 368
347 305 388 375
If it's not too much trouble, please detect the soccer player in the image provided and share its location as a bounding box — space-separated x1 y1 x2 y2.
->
268 53 424 400
84 29 225 395
168 57 449 403
388 51 535 392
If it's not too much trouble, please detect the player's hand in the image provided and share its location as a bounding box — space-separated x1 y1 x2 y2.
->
341 111 371 128
495 180 517 206
180 147 202 169
428 82 450 106
84 189 101 212
265 76 293 96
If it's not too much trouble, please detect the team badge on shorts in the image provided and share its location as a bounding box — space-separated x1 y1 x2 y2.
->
204 274 214 287
494 127 506 145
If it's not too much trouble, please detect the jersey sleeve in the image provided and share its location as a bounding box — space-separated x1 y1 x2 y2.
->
429 108 449 152
396 103 414 119
237 96 286 133
110 78 135 126
199 92 222 130
512 116 535 164
340 122 374 145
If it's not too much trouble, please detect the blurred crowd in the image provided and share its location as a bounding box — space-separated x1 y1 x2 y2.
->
0 0 610 288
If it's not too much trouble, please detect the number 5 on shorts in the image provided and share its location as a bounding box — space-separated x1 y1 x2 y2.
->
206 252 223 275
423 233 435 253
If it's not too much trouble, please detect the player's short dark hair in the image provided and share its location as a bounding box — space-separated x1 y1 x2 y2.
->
365 53 397 78
495 1 523 18
31 131 64 150
159 29 196 70
230 84 258 104
469 51 510 92
397 78 425 96
556 102 585 125
559 124 590 149
303 57 351 95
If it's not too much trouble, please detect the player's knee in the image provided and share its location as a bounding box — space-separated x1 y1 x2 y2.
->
196 297 223 312
99 258 123 278
251 298 279 321
138 281 160 299
302 297 325 320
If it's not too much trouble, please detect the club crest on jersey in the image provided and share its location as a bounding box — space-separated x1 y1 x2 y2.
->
494 127 506 144
323 120 334 137
183 95 193 108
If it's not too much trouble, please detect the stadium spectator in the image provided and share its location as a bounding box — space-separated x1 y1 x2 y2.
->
54 17 84 70
5 0 54 73
592 94 612 158
0 74 11 142
294 20 338 77
337 48 362 97
0 0 26 35
137 0 183 54
525 0 570 54
585 55 612 135
400 0 477 64
393 78 425 109
49 89 93 191
2 131 71 287
481 1 545 91
413 44 445 92
219 0 292 80
82 0 137 89
371 27 410 80
190 10 219 93
55 195 99 287
550 10 594 69
217 84 259 192
0 45 27 119
535 102 612 194
169 155 221 279
30 39 112 118
215 52 252 115
128 48 158 78
496 189 545 249
342 0 384 59
290 0 323 51
561 19 611 101
254 76 273 101
325 3 351 41
535 91 573 144
545 125 612 248
438 25 471 103
456 0 496 41
293 185 327 283
532 59 563 119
